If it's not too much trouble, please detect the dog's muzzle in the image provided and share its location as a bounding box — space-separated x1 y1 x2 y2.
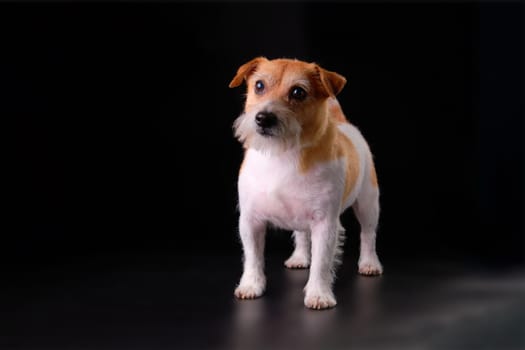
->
255 111 278 136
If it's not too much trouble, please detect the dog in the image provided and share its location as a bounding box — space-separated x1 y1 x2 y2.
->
229 57 383 310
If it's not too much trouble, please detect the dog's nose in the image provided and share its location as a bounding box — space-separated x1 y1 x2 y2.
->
255 112 278 128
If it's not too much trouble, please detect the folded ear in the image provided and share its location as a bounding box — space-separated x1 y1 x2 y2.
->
229 57 267 88
314 65 347 97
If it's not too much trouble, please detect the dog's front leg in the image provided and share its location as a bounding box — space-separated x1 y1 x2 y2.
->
234 215 266 299
304 218 338 309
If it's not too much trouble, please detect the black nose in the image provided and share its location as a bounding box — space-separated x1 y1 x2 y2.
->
255 112 278 128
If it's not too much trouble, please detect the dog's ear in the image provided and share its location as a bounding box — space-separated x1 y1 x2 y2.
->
314 65 347 97
229 57 267 88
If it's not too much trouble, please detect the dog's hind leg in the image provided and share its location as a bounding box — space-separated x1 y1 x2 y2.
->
284 231 311 269
353 174 383 276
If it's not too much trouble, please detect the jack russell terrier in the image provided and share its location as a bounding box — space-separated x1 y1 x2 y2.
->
229 57 383 310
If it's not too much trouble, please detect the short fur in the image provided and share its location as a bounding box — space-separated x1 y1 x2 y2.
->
230 57 383 310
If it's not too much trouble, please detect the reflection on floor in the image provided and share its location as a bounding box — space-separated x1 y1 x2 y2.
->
7 252 525 350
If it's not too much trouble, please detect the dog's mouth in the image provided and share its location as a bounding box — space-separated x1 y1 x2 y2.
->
256 126 275 137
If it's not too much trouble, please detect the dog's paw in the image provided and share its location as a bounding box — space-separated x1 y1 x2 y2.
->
234 284 265 299
284 254 310 269
358 257 383 276
234 277 266 300
304 290 337 310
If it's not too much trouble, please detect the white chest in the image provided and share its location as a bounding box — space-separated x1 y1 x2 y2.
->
238 149 344 232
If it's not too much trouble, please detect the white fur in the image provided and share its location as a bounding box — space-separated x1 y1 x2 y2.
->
234 100 302 156
338 123 383 276
234 102 382 310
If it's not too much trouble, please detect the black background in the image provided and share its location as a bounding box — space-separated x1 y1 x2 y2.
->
5 2 523 265
3 2 525 348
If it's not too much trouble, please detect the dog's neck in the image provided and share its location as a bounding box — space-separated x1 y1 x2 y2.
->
299 121 337 173
298 101 338 173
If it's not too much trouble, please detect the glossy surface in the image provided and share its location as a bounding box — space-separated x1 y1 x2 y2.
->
7 252 525 350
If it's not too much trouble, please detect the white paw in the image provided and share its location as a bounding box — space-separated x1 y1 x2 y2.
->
358 257 383 276
304 288 337 310
234 276 266 300
284 254 310 269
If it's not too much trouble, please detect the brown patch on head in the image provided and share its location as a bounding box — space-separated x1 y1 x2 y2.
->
238 59 342 147
230 58 349 156
312 66 347 98
229 57 268 88
242 58 328 108
230 57 346 119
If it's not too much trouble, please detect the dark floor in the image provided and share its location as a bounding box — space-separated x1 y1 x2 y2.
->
5 250 525 350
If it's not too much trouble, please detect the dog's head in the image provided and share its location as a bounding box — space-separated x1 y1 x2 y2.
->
229 57 346 154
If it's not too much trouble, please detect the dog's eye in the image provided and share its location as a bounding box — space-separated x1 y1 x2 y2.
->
255 80 265 94
289 86 307 101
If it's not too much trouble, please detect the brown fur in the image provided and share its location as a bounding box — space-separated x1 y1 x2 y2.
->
230 57 360 201
337 131 360 202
